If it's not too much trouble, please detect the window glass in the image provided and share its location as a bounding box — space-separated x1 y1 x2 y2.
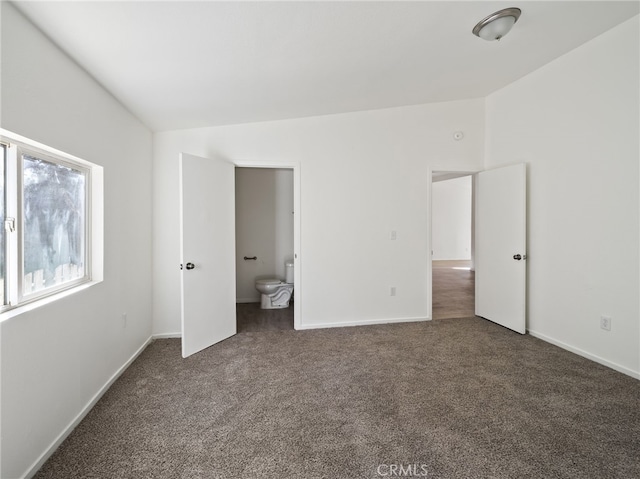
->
22 154 86 295
0 145 5 305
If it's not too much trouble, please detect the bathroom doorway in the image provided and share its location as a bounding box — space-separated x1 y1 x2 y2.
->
430 172 475 319
234 166 297 332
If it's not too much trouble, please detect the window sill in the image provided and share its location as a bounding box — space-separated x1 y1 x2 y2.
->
0 279 102 323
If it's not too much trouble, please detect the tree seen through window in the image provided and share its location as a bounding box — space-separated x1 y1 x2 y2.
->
23 155 86 294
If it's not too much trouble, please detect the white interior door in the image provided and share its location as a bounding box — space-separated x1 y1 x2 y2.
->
180 152 236 357
475 163 526 334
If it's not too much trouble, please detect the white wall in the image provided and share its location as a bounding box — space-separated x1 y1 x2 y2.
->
485 16 640 377
153 99 485 333
0 4 153 478
432 176 472 261
235 168 294 302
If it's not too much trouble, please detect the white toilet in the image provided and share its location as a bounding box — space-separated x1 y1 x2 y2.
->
255 260 294 309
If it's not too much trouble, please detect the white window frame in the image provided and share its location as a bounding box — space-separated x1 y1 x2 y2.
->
0 129 104 317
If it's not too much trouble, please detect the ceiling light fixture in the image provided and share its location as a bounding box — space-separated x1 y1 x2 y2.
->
472 7 521 41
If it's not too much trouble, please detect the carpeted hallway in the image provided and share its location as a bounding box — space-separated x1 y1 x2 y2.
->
34 317 639 479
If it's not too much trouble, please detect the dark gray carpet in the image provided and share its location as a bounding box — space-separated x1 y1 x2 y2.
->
35 318 639 478
236 302 294 332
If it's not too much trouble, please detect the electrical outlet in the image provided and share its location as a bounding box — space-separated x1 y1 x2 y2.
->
390 287 396 297
600 315 611 331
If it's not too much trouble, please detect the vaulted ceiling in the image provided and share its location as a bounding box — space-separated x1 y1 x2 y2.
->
14 1 639 132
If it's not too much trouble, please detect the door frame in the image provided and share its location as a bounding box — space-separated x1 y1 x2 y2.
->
235 161 302 330
426 167 479 320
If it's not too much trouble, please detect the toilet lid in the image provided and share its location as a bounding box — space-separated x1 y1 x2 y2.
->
256 278 281 285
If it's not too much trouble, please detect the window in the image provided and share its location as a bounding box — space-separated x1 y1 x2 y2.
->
0 131 101 312
1 144 6 306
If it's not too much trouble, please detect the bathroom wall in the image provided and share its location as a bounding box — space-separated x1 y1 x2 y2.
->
432 176 472 261
1 3 153 478
485 16 639 377
235 168 294 302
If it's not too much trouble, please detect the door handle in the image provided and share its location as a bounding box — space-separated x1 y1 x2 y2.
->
513 254 524 260
185 262 195 270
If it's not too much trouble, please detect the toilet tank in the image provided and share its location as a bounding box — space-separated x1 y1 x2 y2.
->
285 260 294 284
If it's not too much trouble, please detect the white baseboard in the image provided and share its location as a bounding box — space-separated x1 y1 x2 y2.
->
296 316 430 330
152 332 182 339
528 329 639 380
23 336 153 479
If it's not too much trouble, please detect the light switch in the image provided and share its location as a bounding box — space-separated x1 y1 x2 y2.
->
390 230 397 240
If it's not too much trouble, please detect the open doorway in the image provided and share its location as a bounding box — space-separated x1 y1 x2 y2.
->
431 172 475 319
235 166 295 332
